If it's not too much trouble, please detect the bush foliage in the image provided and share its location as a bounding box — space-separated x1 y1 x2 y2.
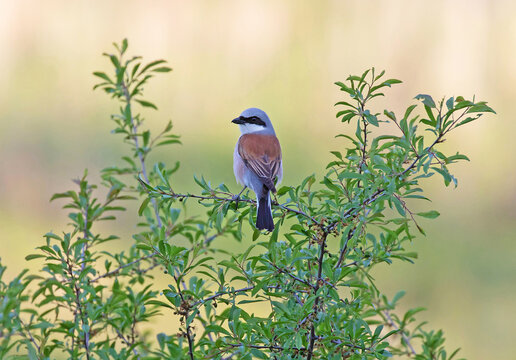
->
0 40 495 359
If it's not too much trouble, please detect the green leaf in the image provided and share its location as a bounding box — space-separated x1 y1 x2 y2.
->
138 198 151 216
417 210 440 219
136 243 152 251
108 54 120 70
276 186 290 196
403 104 418 121
402 307 426 325
93 71 113 84
467 103 495 114
384 110 396 120
330 151 343 160
121 38 128 53
135 99 158 110
322 177 342 193
43 232 61 241
392 197 406 217
335 81 355 96
335 100 357 108
363 110 379 126
157 139 182 147
455 116 479 128
447 153 470 162
446 97 454 111
25 254 46 261
338 172 367 181
139 59 167 75
384 78 402 85
153 66 172 73
392 290 406 306
415 94 436 108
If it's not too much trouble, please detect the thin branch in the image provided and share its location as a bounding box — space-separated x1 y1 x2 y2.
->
221 352 238 360
191 286 255 308
191 284 288 309
148 187 320 225
270 262 315 289
121 80 163 229
331 127 449 236
79 192 91 357
335 225 356 268
399 133 444 177
227 343 305 352
381 308 417 356
18 317 41 355
176 285 195 360
442 106 473 136
342 260 358 268
80 202 89 272
90 252 157 283
357 102 369 189
204 233 219 246
68 264 91 360
392 194 423 234
114 328 140 358
306 232 329 360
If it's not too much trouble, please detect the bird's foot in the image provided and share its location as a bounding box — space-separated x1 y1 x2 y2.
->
231 194 241 209
232 186 247 210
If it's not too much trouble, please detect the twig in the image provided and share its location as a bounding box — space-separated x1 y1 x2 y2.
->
330 127 449 237
121 80 163 228
80 202 89 272
306 232 329 360
191 286 255 308
270 262 315 289
68 264 91 360
227 343 305 352
176 285 195 360
18 317 41 355
392 194 423 233
90 252 158 283
114 328 140 358
79 192 91 357
335 225 356 268
381 308 417 356
151 188 320 225
221 352 238 360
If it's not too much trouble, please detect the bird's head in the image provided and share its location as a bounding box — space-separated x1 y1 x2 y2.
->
232 108 275 135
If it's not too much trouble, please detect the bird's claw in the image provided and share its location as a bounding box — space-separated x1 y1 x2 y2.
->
232 194 241 209
232 186 247 210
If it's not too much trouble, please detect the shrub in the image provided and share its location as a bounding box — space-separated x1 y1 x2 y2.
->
0 40 494 360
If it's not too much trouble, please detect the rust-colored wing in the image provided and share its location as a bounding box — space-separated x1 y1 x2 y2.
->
238 133 282 192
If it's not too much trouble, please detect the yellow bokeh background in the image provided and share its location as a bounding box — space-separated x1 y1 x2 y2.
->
0 1 514 359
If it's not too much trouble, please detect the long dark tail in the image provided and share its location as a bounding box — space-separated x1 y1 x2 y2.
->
256 191 274 231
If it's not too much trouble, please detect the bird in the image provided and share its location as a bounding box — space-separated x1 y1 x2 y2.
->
232 108 282 231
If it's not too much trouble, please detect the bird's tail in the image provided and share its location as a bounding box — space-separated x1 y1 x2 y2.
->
256 190 274 232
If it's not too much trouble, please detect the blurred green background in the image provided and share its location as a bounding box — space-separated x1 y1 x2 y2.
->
0 1 514 359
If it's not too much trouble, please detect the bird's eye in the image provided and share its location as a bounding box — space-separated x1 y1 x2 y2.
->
249 116 266 126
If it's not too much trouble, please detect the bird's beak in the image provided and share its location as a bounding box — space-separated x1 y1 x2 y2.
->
232 117 245 125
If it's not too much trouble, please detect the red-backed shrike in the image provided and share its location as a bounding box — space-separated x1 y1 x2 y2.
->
232 108 283 231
